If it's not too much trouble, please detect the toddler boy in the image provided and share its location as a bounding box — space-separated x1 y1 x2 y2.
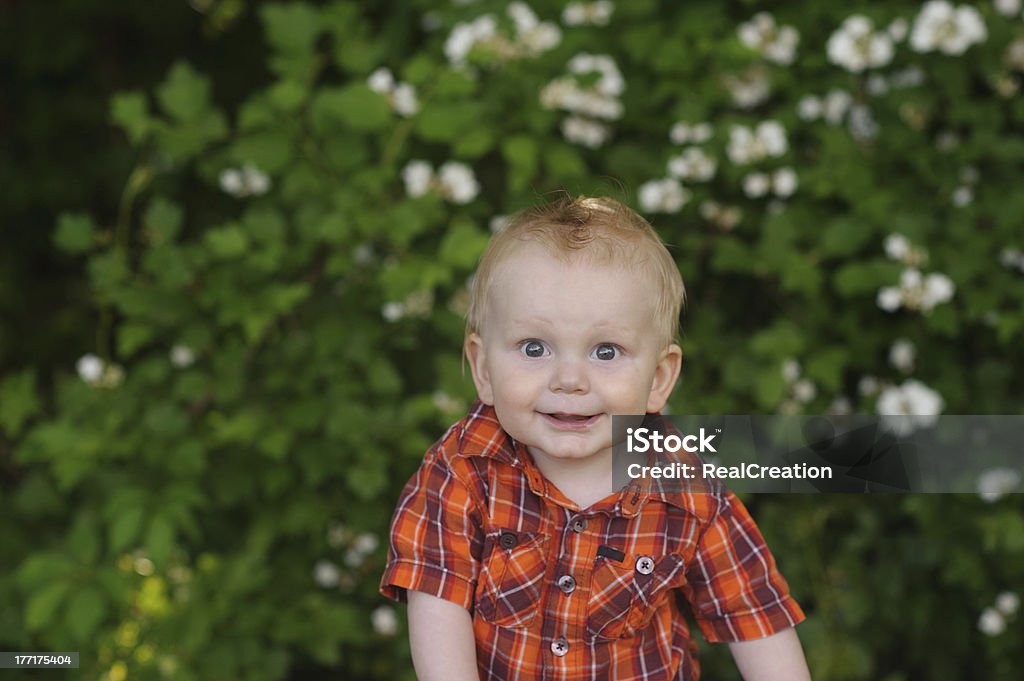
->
380 196 811 681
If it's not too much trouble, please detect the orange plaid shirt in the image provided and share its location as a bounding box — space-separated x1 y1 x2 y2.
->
380 401 805 681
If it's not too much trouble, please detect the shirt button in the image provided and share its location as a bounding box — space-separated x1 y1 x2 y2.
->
635 555 655 575
557 575 576 594
571 517 588 533
499 531 518 549
551 637 569 657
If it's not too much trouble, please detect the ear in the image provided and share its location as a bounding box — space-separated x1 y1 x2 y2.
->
646 343 682 413
464 333 495 405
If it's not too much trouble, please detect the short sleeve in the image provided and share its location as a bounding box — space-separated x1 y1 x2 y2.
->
684 490 805 642
379 449 484 610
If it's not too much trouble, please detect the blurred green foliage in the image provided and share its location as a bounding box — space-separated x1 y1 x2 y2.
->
1 1 1023 680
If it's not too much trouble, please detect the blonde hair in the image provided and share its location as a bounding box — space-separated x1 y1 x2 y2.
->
466 195 685 346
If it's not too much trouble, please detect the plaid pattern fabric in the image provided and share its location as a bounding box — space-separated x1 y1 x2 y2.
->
380 401 805 681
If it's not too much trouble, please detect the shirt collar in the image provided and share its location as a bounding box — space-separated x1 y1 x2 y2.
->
455 400 713 519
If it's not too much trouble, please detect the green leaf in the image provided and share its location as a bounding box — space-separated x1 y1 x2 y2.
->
65 587 106 643
805 348 849 392
156 61 212 122
144 197 184 244
312 84 392 132
819 217 874 258
439 223 490 268
53 212 96 253
544 143 587 178
110 91 151 143
416 102 485 141
25 581 71 631
147 513 176 566
205 226 250 259
750 322 805 357
109 506 146 553
502 135 539 192
0 369 40 437
261 3 322 55
834 260 900 298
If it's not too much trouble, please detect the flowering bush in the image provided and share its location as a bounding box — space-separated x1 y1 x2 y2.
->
2 1 1023 679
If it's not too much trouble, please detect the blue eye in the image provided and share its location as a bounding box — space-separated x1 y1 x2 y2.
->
594 344 618 361
522 341 546 358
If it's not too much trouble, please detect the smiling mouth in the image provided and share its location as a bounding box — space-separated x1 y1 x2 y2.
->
541 412 601 429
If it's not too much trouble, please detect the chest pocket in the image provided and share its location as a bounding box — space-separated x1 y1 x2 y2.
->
475 530 548 629
586 552 687 640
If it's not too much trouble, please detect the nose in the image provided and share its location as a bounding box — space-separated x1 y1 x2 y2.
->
549 357 589 394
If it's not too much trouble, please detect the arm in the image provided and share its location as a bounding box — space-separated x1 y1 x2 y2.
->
727 628 812 681
408 590 481 681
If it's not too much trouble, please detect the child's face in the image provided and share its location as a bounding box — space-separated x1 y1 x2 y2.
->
465 244 681 469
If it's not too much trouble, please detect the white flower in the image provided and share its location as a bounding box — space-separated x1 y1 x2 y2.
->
829 396 853 415
727 121 788 165
923 272 955 307
382 302 405 322
562 1 614 26
951 185 973 207
996 591 1020 616
999 247 1024 272
977 467 1021 502
888 18 909 42
669 121 712 144
638 178 690 213
561 116 610 148
793 379 817 403
568 53 625 97
867 74 889 96
438 161 480 204
858 375 879 396
372 605 399 636
432 390 464 414
823 89 853 124
879 268 955 313
242 164 270 196
76 353 104 384
772 167 798 197
402 160 434 198
507 2 538 32
848 105 879 140
889 339 916 373
910 1 987 55
367 67 394 94
782 359 801 383
890 66 926 88
444 14 497 66
797 95 823 121
827 15 895 72
170 345 195 369
391 83 419 116
326 522 348 549
352 532 379 555
220 164 270 198
742 172 771 198
738 13 800 65
876 379 945 436
978 607 1007 636
877 287 902 312
724 65 771 109
884 234 910 260
489 215 510 233
995 0 1022 16
313 560 340 588
667 147 717 182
